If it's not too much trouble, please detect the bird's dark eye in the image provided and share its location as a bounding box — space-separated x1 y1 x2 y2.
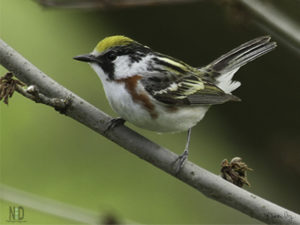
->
106 52 117 61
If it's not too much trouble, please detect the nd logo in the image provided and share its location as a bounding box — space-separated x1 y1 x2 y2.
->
8 206 25 222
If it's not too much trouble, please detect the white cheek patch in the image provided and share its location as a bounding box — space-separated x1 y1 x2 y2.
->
114 55 153 79
90 63 106 82
113 56 132 79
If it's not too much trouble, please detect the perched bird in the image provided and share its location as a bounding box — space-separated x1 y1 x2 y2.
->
74 35 276 172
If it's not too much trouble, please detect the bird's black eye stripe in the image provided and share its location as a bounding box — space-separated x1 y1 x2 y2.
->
106 51 117 61
94 43 152 80
103 43 151 63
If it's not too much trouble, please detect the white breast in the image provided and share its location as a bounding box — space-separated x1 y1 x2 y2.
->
90 63 209 133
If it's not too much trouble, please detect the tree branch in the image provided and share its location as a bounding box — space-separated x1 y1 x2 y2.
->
35 0 199 9
0 183 136 225
240 0 300 51
15 84 70 110
0 38 300 224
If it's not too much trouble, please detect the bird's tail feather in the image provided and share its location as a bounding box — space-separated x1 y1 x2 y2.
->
206 36 277 76
203 36 276 93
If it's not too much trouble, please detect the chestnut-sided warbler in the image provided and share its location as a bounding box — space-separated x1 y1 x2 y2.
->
74 35 276 172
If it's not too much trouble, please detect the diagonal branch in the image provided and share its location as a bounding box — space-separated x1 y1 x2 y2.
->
0 38 299 224
35 0 199 9
240 0 300 56
0 72 70 111
0 183 136 225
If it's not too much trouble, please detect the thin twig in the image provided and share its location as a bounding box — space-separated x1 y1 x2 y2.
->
0 72 24 104
0 39 300 224
35 0 199 9
0 183 135 225
16 84 71 113
240 0 300 46
0 72 71 112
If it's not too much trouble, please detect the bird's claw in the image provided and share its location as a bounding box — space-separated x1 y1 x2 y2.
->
173 149 189 174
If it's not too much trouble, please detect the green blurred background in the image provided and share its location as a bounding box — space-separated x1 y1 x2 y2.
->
0 0 299 224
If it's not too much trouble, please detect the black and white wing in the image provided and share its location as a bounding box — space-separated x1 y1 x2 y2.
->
142 36 276 105
141 72 240 106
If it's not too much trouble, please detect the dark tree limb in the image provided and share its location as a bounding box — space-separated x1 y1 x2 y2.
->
35 0 199 9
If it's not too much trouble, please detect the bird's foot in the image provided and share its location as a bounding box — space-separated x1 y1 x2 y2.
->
173 149 189 174
104 117 125 135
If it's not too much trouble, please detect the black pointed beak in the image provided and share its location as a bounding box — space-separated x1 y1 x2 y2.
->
73 54 97 63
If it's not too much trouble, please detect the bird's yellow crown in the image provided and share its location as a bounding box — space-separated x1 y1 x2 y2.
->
94 35 134 53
